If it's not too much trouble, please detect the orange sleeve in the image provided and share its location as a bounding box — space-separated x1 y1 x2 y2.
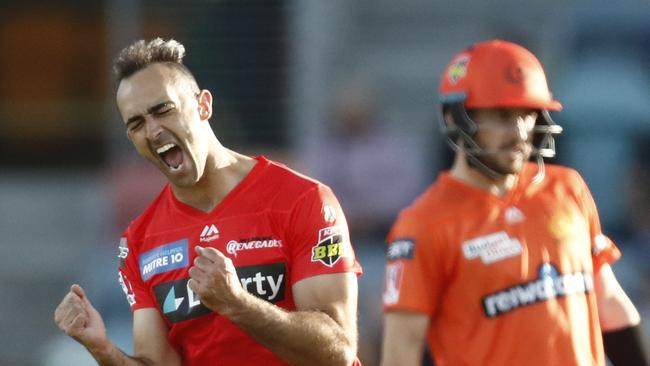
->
383 210 446 316
573 171 621 272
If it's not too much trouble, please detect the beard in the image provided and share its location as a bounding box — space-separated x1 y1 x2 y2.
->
470 143 532 176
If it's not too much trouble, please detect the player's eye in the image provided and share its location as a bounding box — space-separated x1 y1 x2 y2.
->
152 103 175 117
126 118 144 132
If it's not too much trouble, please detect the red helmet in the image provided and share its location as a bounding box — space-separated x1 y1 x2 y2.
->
439 39 562 111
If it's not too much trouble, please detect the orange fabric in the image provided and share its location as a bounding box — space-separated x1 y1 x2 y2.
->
384 163 620 366
439 39 562 111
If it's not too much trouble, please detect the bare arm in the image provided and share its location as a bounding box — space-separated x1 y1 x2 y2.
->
54 285 180 366
188 246 358 366
380 310 429 366
594 263 641 331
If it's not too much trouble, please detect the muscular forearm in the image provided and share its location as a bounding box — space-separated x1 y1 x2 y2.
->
221 293 356 366
85 340 154 366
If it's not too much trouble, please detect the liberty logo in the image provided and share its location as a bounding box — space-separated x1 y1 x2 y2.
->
200 224 219 242
154 278 211 323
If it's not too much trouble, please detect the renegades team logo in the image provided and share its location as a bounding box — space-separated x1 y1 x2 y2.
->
311 226 345 267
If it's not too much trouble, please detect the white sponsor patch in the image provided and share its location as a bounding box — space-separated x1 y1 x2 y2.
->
462 231 522 264
386 239 415 261
323 204 337 223
383 262 404 305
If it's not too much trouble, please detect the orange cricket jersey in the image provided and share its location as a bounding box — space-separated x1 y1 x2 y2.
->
383 163 620 366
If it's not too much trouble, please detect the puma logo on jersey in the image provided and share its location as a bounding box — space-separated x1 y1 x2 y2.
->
200 224 220 242
462 231 522 264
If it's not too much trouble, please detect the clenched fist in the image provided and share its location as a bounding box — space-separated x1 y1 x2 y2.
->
54 284 107 351
188 246 245 314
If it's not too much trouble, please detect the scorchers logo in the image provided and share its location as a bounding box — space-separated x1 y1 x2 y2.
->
482 262 594 318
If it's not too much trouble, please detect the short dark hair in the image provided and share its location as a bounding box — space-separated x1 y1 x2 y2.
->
113 38 199 92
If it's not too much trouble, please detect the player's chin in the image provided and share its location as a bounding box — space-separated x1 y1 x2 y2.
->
165 167 199 187
489 158 523 176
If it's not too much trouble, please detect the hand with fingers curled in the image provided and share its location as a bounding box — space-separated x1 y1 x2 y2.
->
188 246 246 315
53 284 108 351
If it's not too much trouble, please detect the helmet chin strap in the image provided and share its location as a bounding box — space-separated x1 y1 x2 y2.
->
464 139 547 184
439 101 555 184
443 129 547 183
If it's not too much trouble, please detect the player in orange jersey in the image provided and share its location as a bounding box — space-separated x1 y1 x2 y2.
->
380 40 649 366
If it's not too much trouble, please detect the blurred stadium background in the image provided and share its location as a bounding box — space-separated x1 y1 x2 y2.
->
0 0 648 365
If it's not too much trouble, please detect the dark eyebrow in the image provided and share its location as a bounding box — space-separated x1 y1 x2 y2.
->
125 101 175 125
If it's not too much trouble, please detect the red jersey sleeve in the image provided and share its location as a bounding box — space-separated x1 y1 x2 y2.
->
286 184 362 285
117 229 157 311
383 209 446 316
573 172 621 272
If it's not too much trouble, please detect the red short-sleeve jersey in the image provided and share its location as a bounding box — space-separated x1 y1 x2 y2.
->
118 156 362 365
383 163 620 366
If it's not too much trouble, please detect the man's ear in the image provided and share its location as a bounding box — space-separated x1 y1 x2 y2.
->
197 90 213 121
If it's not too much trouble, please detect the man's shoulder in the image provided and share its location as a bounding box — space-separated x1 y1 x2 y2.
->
264 157 324 187
257 157 331 199
123 185 172 243
537 163 585 187
394 177 460 228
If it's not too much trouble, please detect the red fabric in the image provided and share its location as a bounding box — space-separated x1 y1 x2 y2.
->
118 156 362 365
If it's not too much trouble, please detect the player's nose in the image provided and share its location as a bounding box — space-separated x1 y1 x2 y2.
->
144 116 164 142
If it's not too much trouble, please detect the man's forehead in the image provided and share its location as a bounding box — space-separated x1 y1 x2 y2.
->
116 65 180 113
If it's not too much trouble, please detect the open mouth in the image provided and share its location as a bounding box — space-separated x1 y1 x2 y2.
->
156 143 184 171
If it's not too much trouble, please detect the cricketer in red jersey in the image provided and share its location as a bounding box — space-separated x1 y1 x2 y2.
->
54 38 363 366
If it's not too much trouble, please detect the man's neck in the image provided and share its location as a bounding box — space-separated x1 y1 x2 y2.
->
172 149 256 212
450 156 518 197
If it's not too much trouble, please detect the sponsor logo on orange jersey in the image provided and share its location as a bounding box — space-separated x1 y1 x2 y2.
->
386 239 415 261
383 262 404 305
462 231 522 264
482 262 594 317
